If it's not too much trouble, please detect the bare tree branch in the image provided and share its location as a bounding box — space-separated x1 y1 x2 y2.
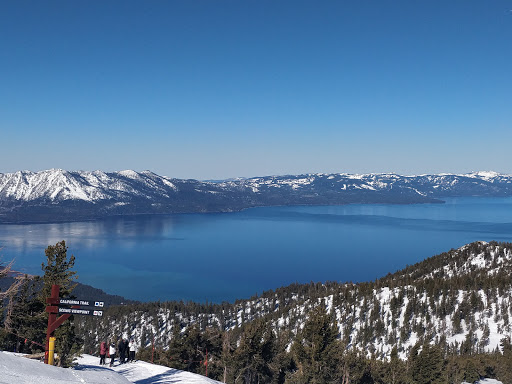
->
1 257 28 330
0 259 24 299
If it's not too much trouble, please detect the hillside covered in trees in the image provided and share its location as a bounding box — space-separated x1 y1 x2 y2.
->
68 241 512 383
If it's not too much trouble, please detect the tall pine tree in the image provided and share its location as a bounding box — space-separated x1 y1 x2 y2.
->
232 319 276 384
40 241 82 367
289 304 343 384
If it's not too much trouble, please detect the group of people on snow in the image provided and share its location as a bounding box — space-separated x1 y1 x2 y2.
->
99 337 137 367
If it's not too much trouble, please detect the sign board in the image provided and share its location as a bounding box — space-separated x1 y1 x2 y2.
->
45 285 106 365
59 299 104 307
58 307 103 317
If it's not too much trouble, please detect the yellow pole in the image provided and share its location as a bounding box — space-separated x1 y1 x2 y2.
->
48 337 56 365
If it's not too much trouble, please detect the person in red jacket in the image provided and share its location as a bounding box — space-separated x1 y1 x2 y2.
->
99 341 107 365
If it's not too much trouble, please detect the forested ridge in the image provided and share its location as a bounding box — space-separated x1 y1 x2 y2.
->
69 241 512 383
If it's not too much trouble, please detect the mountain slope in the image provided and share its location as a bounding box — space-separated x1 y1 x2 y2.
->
2 169 512 223
78 241 512 362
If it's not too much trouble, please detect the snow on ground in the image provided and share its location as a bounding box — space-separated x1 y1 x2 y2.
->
0 351 222 384
464 380 503 384
77 354 222 383
0 351 504 384
0 351 130 384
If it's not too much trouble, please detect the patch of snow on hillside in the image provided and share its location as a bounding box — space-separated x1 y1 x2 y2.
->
470 253 487 269
278 177 313 188
162 178 177 190
370 181 389 189
466 171 500 181
118 170 141 180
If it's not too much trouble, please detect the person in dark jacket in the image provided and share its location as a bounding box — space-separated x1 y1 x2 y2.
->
118 339 127 364
124 339 129 362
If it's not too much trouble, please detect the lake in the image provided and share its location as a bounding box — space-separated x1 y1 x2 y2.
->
1 197 512 303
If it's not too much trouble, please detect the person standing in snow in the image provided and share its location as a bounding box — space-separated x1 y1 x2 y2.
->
128 339 136 362
109 342 116 367
124 339 129 362
118 338 127 364
99 341 107 365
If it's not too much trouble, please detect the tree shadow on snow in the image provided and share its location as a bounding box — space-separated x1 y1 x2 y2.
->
73 364 115 372
129 370 190 384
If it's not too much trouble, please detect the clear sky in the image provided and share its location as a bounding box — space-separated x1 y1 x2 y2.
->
1 1 511 180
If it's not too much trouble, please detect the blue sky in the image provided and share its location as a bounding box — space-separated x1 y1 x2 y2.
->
1 1 511 179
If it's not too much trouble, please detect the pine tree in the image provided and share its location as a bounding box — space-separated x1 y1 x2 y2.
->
40 241 82 367
40 240 78 300
232 319 275 384
409 343 444 384
387 345 407 384
1 277 46 354
495 337 512 383
269 330 292 384
167 326 188 370
289 304 342 384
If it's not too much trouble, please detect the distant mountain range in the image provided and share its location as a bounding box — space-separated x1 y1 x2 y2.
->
1 169 511 223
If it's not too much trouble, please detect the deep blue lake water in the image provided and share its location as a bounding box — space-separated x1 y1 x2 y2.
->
1 197 512 303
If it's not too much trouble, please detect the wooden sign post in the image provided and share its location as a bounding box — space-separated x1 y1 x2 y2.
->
44 284 105 364
45 285 72 364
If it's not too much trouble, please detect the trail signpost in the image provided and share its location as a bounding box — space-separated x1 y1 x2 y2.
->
58 307 103 316
45 284 106 364
59 299 104 307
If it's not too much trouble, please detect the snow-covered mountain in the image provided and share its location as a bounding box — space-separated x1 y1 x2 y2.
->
1 169 512 223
